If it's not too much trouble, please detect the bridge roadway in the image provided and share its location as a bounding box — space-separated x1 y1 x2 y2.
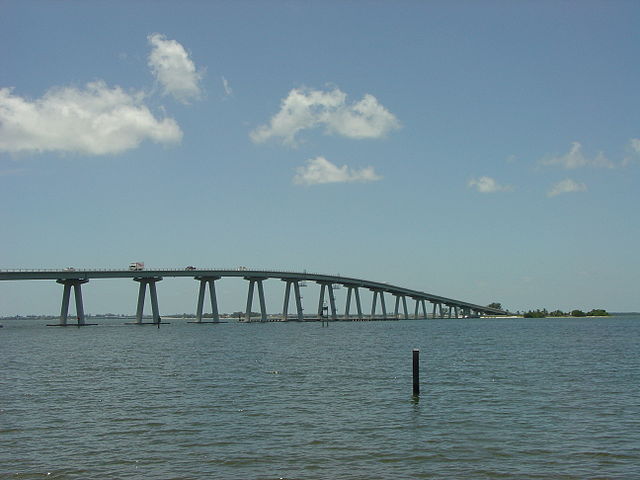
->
0 268 510 325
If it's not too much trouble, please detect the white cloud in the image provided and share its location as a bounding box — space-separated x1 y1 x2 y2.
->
250 87 400 146
0 82 182 156
147 33 203 103
222 77 233 97
547 179 587 197
293 156 382 185
468 176 513 193
622 138 640 166
540 141 614 169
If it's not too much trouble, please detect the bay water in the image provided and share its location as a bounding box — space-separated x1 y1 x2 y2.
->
1 316 639 479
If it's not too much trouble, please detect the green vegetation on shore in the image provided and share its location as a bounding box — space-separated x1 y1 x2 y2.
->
523 308 609 318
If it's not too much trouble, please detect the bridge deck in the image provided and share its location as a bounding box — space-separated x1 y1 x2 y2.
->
0 268 510 317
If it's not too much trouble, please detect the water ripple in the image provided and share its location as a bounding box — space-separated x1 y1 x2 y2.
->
1 316 639 479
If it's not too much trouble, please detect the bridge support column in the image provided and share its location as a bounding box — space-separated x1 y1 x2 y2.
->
282 279 304 321
57 278 89 325
317 282 337 320
394 295 399 319
413 298 428 319
394 294 409 320
344 285 363 320
370 289 387 320
134 277 162 324
195 276 220 323
328 285 337 320
318 283 325 317
245 277 267 322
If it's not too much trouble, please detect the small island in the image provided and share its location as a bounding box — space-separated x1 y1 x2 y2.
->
522 308 609 318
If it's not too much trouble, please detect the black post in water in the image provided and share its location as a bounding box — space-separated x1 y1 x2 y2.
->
412 349 420 396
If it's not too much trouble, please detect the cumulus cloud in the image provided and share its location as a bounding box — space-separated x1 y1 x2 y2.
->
293 156 382 186
547 179 587 197
467 176 513 193
250 87 400 146
0 82 182 155
622 138 640 166
540 141 614 169
148 33 203 103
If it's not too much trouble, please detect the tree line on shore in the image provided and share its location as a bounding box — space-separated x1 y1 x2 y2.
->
522 308 609 318
486 303 609 318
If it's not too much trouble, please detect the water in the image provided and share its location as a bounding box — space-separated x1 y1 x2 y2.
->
1 316 639 479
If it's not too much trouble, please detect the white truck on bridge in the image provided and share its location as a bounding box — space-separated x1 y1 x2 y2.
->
129 262 144 271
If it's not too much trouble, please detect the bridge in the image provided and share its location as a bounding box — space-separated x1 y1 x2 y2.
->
0 268 510 325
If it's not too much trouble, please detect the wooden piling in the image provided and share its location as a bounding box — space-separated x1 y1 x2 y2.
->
412 349 420 396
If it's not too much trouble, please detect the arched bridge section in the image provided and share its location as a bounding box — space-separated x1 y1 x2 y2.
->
0 268 510 325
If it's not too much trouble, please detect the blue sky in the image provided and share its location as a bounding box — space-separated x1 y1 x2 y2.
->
1 0 639 315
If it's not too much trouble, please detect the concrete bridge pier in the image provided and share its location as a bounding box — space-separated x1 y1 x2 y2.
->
282 279 304 321
56 278 89 325
344 285 363 320
394 294 409 320
413 297 428 319
245 277 267 322
317 282 337 320
134 277 162 324
195 276 220 323
370 289 387 320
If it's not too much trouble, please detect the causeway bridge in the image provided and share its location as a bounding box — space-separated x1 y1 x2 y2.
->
0 268 510 325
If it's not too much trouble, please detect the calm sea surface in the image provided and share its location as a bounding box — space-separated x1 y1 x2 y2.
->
1 316 639 479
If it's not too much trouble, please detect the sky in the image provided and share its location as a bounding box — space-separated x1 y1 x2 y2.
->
1 0 639 316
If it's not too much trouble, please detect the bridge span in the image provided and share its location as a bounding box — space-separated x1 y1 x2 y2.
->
0 268 510 325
